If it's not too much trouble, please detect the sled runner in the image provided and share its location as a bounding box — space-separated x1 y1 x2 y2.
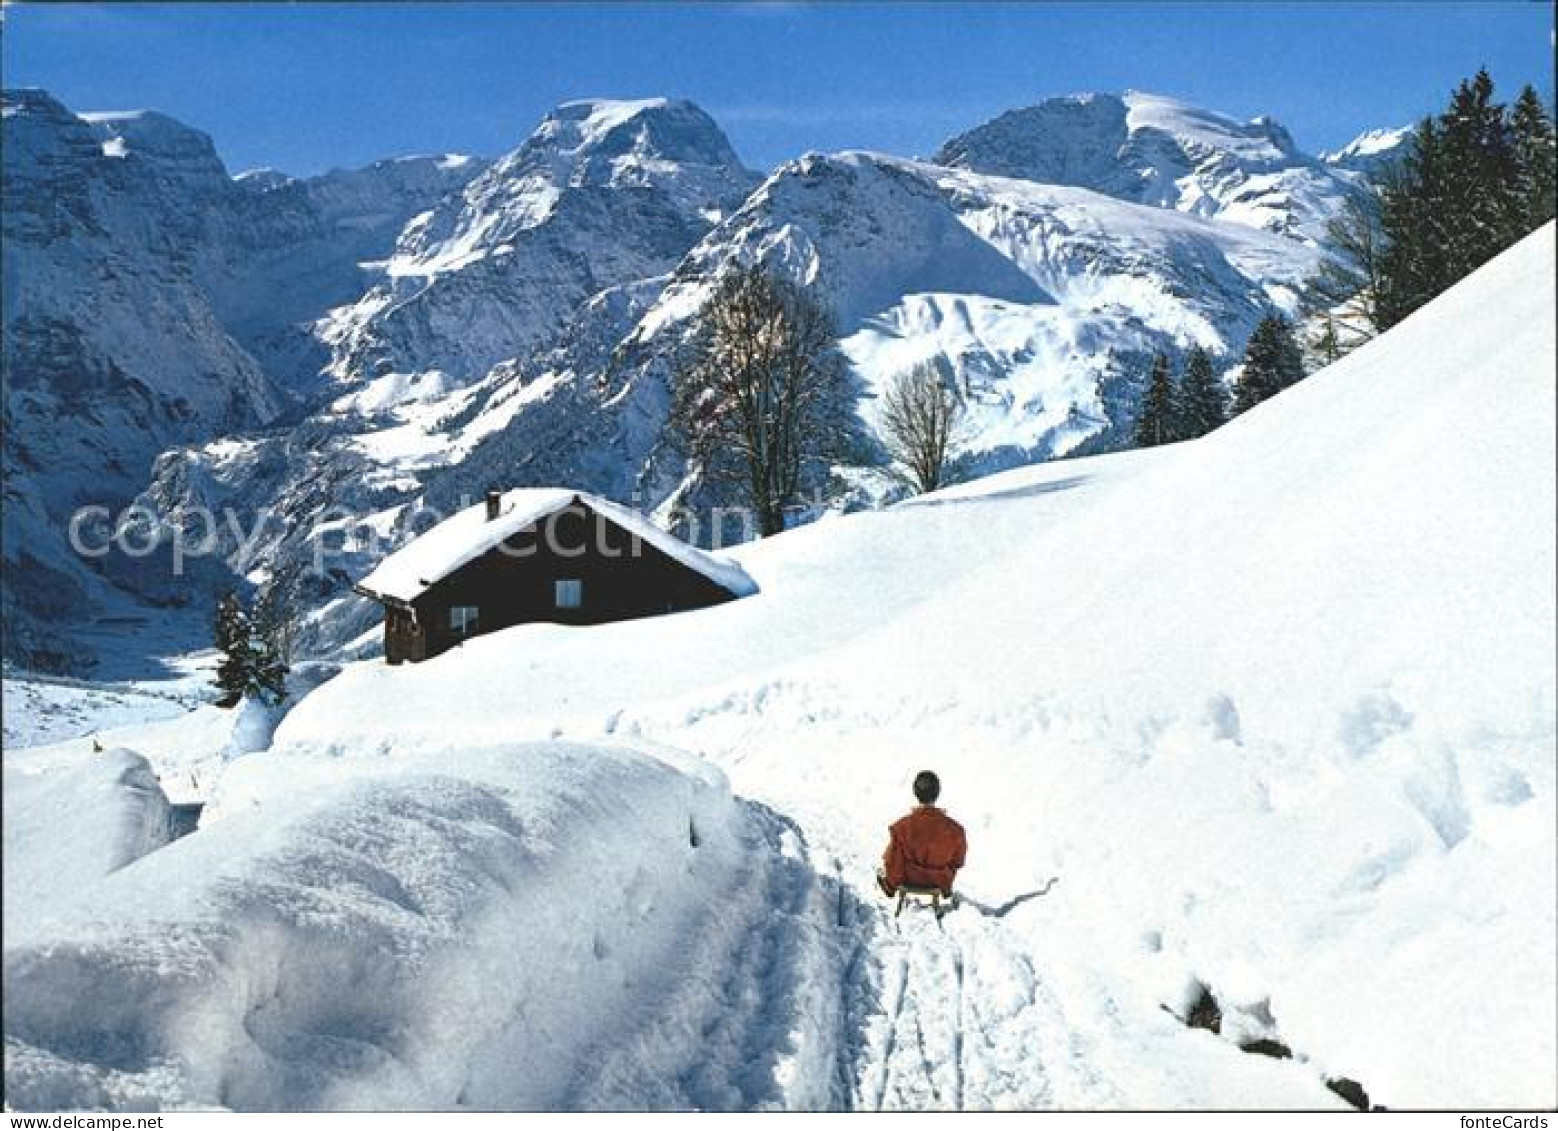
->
893 882 957 920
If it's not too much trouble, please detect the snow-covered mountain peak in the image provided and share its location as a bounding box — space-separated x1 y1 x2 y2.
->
1119 90 1301 165
935 89 1359 241
79 109 230 186
1322 125 1413 177
2 88 111 169
381 96 756 281
1323 125 1412 161
493 95 755 206
2 87 73 120
234 168 297 192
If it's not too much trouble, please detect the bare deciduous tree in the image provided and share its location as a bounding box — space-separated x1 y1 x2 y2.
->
671 265 850 536
879 360 964 494
1309 190 1388 356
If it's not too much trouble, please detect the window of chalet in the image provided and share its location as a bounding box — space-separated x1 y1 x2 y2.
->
450 605 480 635
555 578 583 609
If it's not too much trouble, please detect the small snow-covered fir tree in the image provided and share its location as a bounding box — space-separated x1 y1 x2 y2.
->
212 591 252 708
212 589 289 708
249 586 292 708
1173 346 1229 439
1133 352 1177 447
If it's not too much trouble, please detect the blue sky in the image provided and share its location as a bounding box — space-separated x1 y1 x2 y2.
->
4 3 1553 177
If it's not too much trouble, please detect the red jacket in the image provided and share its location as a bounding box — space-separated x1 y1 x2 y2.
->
883 806 967 895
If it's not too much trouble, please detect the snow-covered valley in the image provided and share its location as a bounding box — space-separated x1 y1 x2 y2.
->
4 225 1553 1110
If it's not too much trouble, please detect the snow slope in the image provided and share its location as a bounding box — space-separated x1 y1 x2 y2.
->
274 224 1554 1107
606 148 1320 519
2 675 196 749
9 225 1548 1110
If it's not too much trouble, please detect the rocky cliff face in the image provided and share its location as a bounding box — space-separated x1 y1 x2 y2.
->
318 98 758 396
1 89 481 669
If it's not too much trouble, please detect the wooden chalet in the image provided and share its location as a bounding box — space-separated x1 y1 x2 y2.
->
353 488 756 664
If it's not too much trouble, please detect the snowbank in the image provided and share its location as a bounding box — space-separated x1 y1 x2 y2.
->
7 703 270 806
5 739 847 1110
3 749 173 938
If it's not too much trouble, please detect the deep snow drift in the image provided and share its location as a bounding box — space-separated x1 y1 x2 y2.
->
4 740 849 1110
4 226 1554 1110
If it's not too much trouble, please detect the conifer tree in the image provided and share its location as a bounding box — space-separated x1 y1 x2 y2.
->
1271 314 1306 391
212 591 252 708
212 589 289 708
1232 315 1304 415
1377 70 1551 329
1378 116 1455 328
1133 352 1177 447
1440 69 1520 254
250 581 293 707
1173 346 1228 438
1510 84 1557 233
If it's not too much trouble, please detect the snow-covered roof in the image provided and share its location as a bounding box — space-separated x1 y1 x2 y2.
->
355 488 756 605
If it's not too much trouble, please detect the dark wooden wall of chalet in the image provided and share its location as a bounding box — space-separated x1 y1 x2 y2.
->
385 606 425 664
397 502 736 662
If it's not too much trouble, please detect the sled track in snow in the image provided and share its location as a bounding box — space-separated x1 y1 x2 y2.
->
838 886 1129 1111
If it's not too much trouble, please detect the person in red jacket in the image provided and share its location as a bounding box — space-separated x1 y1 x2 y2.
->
876 770 967 898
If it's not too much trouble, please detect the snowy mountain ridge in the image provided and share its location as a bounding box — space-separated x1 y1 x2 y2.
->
933 90 1401 242
1 87 486 668
317 96 759 394
7 85 1389 670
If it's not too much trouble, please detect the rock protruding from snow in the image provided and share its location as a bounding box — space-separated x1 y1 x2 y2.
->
933 90 1362 242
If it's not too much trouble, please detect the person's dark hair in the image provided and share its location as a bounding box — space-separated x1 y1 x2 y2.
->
913 770 941 805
